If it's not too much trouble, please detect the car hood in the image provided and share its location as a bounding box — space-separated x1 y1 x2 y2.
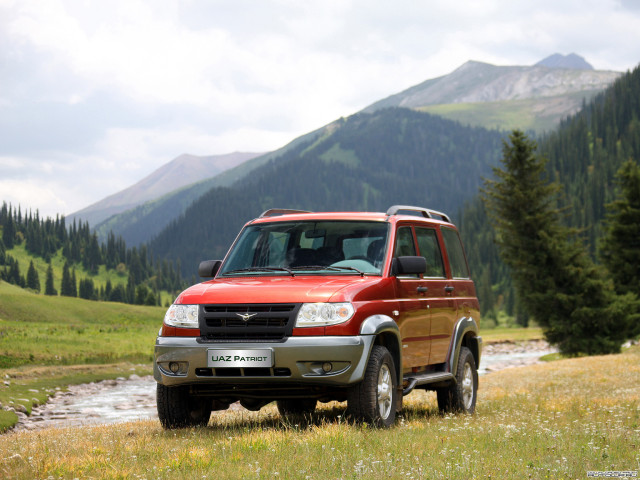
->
175 275 382 305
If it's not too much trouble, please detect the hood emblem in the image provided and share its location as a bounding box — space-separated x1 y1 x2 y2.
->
236 312 257 322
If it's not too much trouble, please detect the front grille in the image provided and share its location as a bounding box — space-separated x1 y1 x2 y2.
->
199 304 300 341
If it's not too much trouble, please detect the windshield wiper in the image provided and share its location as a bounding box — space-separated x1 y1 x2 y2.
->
290 265 365 277
223 267 295 277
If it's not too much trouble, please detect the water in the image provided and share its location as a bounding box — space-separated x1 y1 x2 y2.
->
17 376 158 431
478 349 554 375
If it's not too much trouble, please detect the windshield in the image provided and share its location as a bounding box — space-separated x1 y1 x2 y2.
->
220 220 389 276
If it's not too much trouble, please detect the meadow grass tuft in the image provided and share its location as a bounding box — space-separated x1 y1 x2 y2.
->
1 346 638 479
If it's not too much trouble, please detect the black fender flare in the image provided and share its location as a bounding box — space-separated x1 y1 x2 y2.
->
444 317 482 375
359 314 403 382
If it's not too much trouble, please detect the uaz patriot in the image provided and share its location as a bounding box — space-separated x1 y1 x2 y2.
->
154 206 482 428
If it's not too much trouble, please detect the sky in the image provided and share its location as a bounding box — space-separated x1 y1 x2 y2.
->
2 0 640 219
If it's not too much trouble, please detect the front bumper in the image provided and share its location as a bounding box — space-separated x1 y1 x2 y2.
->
154 335 375 387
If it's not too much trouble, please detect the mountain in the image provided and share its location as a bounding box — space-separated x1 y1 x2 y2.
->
148 108 505 276
92 128 326 245
535 53 593 70
93 54 620 247
364 57 620 133
69 152 261 227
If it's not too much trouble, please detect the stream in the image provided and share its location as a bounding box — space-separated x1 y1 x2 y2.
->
11 340 556 432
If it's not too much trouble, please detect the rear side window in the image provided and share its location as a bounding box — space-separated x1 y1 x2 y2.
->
441 227 470 278
415 227 445 277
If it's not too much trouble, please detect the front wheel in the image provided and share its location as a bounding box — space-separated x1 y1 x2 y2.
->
157 384 212 429
436 346 478 414
347 345 398 427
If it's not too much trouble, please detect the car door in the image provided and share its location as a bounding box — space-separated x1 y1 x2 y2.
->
415 226 456 365
393 225 431 371
439 226 478 351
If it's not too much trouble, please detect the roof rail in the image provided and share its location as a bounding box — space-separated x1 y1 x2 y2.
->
386 205 451 223
259 208 312 218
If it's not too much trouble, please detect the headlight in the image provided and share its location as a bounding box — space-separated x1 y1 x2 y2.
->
164 304 199 328
295 302 354 327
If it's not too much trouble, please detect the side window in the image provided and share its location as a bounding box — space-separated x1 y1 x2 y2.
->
415 228 445 277
441 227 470 278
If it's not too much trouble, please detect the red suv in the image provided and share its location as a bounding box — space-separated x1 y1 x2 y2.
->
154 206 481 428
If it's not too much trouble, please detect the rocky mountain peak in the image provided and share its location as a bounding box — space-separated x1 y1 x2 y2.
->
535 53 594 70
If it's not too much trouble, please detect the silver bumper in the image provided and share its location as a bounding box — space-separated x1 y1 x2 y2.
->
154 335 375 387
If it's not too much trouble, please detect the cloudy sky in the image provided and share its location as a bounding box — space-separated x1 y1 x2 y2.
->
2 0 640 218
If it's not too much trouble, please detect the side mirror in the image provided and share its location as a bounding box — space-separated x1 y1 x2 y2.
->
198 260 222 278
392 256 427 276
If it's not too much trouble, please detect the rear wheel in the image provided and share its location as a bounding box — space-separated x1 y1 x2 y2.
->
436 346 477 414
277 398 317 418
347 345 397 427
156 384 212 429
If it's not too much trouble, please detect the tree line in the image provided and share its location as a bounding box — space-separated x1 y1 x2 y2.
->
0 203 186 305
460 63 640 329
482 130 639 355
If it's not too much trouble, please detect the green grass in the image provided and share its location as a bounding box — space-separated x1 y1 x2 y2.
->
480 326 544 344
417 91 602 134
0 282 163 368
1 346 638 479
319 142 361 167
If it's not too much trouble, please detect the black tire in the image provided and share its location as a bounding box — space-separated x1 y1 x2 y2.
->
347 345 398 427
156 384 212 429
276 398 317 418
436 346 478 414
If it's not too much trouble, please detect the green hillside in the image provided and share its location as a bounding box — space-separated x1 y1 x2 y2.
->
418 90 603 134
0 207 186 307
0 281 163 368
149 108 505 276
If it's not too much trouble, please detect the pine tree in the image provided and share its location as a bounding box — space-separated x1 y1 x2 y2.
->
45 263 57 296
135 284 149 305
109 283 126 303
2 215 15 249
482 130 637 355
60 261 75 297
71 268 78 297
26 260 40 292
79 278 96 300
600 159 640 296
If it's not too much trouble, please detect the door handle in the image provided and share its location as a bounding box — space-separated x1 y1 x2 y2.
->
417 286 428 293
444 285 455 293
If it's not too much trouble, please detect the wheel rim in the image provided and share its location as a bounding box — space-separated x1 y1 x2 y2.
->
377 364 393 420
462 362 474 410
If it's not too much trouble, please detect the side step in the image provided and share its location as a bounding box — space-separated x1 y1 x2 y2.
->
402 372 454 396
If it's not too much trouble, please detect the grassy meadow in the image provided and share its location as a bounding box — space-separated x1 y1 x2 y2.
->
1 345 638 479
1 279 638 478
